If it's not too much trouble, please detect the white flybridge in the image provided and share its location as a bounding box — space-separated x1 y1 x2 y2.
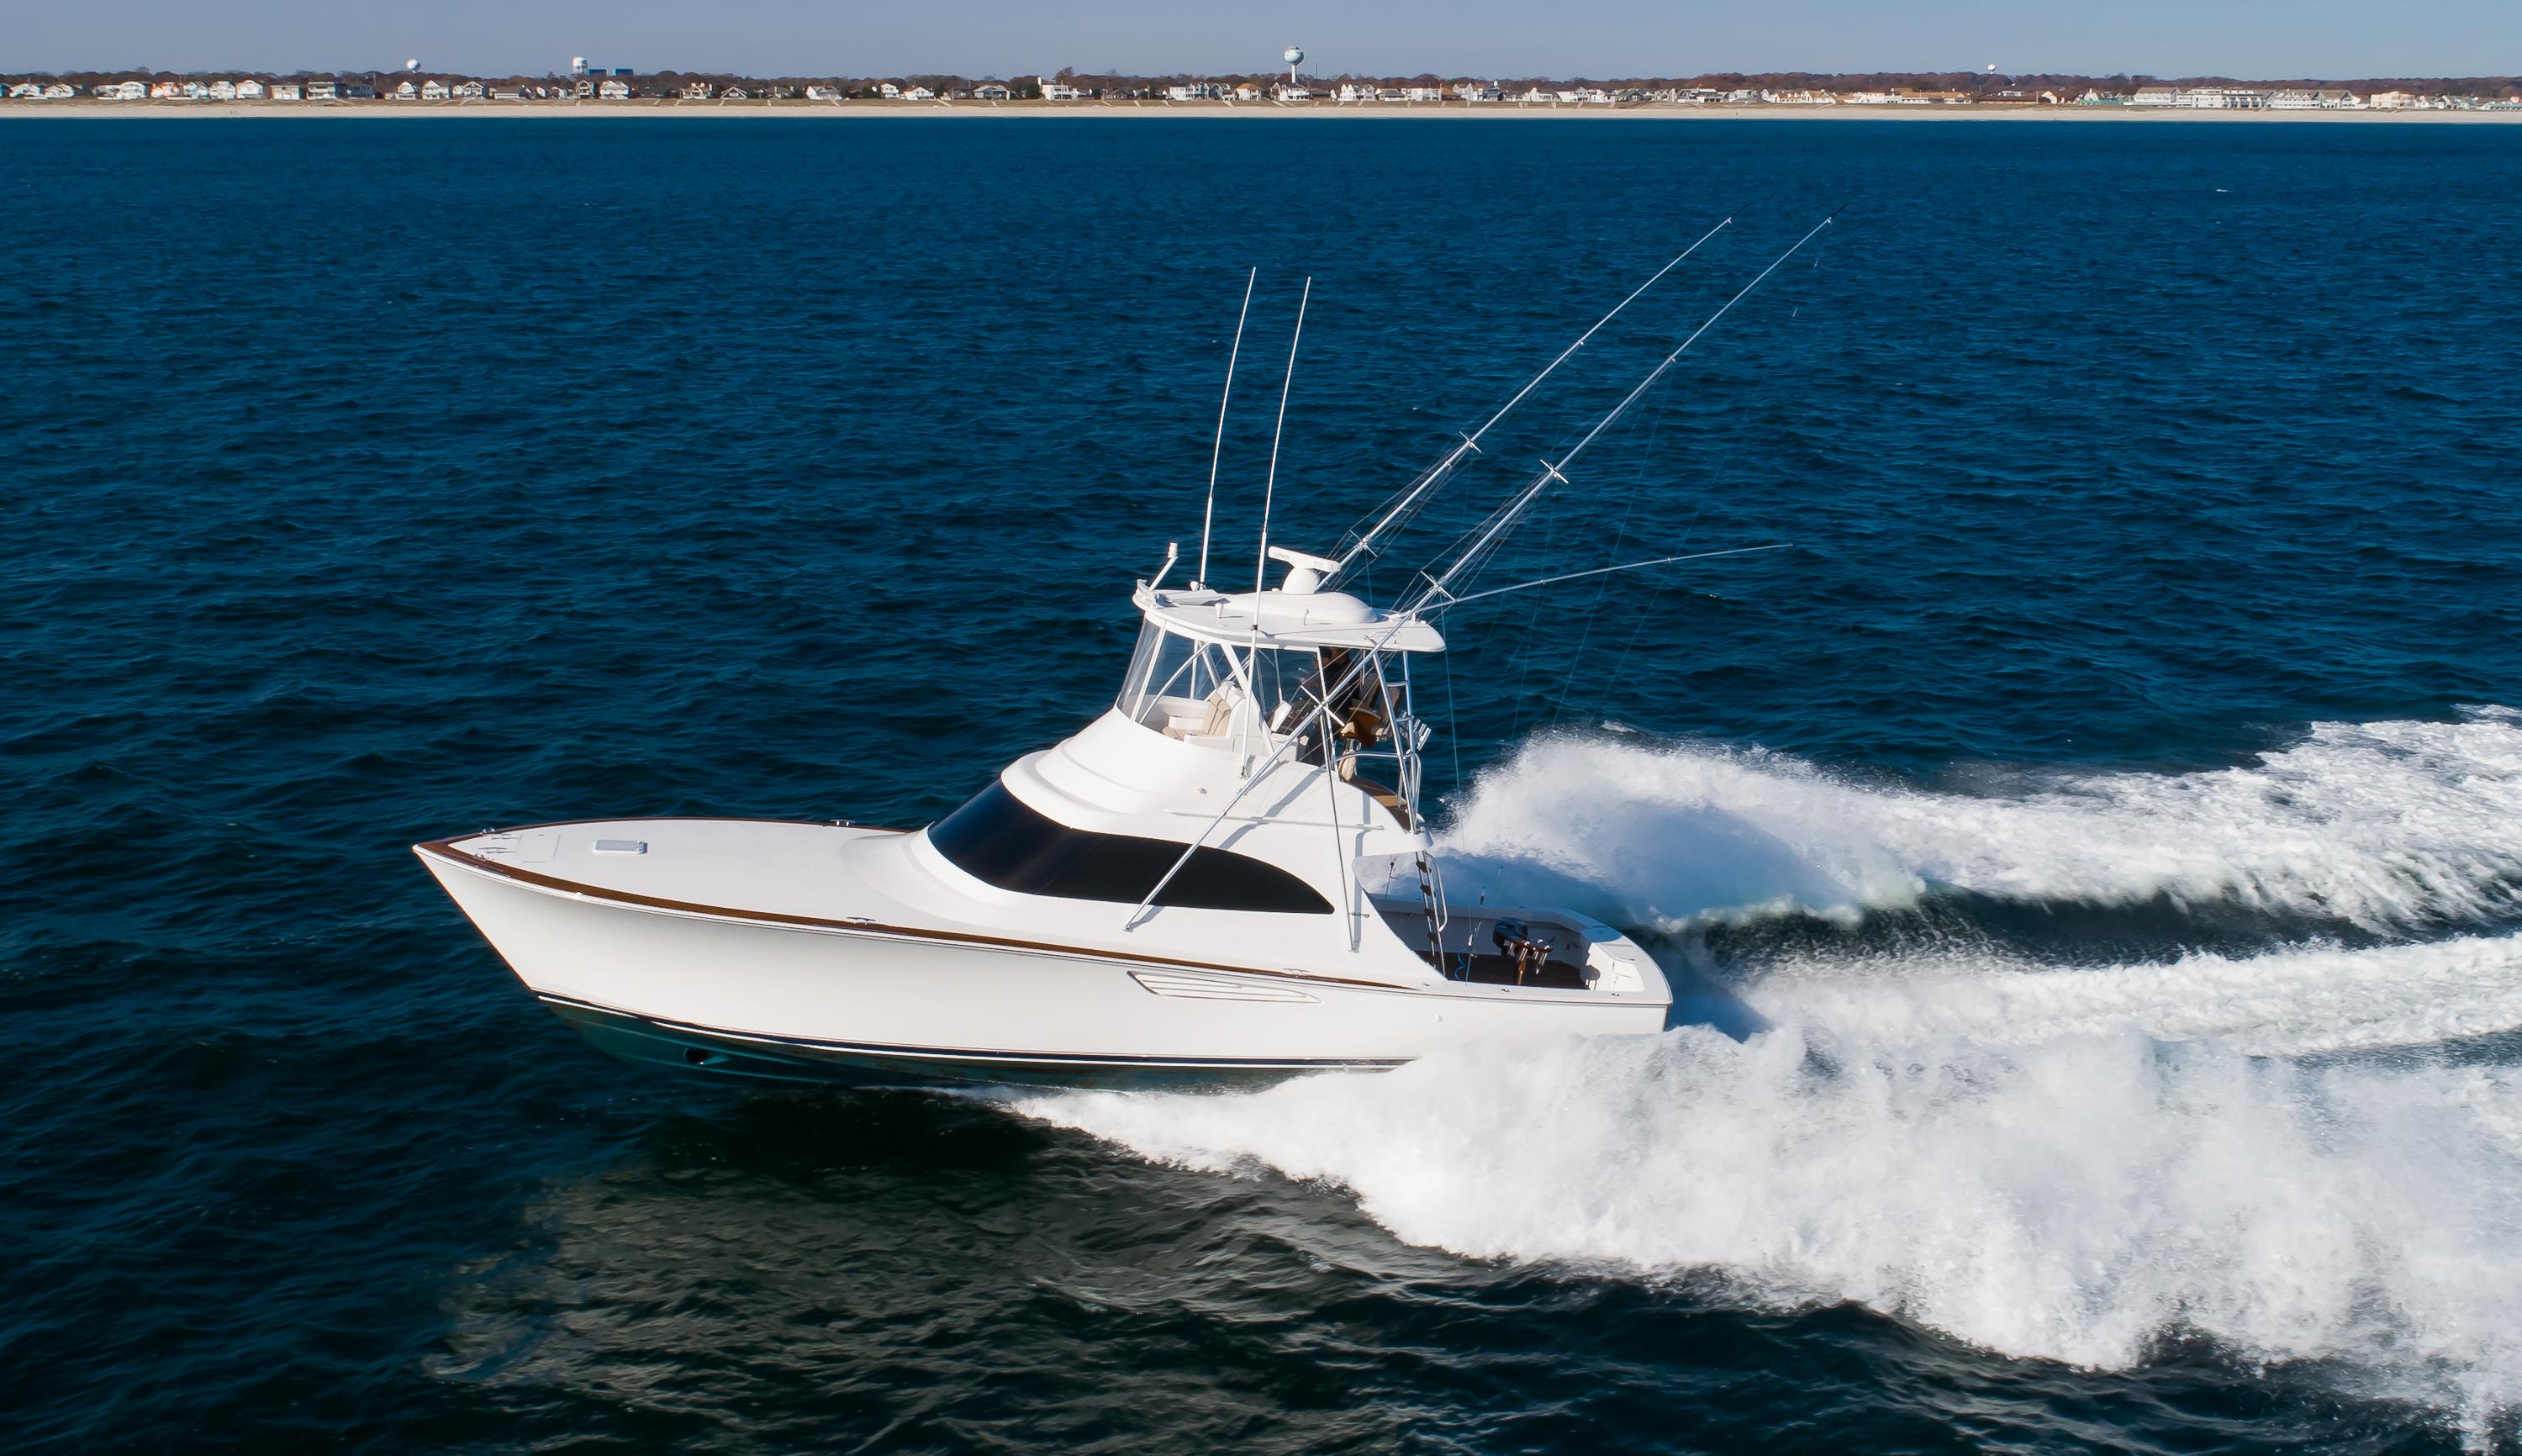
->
415 216 1830 1089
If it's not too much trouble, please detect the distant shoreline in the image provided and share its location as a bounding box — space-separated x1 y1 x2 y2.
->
8 99 2521 123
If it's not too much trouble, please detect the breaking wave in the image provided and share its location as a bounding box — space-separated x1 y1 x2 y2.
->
1432 709 2522 933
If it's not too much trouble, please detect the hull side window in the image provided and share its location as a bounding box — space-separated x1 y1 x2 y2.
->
927 782 1331 915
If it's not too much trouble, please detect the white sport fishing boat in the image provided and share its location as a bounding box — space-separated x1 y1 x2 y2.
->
417 218 1828 1088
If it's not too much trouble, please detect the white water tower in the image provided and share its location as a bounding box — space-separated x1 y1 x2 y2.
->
1284 45 1303 86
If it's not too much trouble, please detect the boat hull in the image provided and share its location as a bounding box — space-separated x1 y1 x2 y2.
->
417 839 1670 1090
538 994 1405 1089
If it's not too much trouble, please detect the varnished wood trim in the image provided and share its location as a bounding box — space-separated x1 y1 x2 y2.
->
454 814 912 834
414 834 1464 996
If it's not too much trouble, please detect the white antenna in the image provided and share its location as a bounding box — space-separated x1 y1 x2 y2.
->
1196 267 1258 589
1253 277 1311 597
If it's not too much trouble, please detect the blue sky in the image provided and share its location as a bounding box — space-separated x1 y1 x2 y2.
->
14 0 2518 78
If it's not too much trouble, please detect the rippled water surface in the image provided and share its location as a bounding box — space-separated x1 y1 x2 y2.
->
7 117 2522 1453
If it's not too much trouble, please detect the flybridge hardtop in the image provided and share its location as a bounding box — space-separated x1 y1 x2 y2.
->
414 217 1829 1089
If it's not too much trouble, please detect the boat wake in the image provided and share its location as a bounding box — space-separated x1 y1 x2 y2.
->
1012 711 2522 1440
1433 708 2522 934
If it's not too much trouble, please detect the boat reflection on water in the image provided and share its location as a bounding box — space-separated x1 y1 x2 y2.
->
425 1089 1488 1449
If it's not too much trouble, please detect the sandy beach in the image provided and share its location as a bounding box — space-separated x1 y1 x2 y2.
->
7 98 2519 122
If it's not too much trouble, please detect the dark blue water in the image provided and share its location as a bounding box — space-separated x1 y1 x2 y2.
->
7 118 2522 1453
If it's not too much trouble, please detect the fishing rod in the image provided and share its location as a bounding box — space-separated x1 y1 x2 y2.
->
1322 218 1733 590
1409 212 1836 612
1194 267 1258 589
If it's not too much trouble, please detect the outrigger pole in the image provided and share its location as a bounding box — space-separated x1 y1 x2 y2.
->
1410 213 1836 611
1324 217 1732 590
1118 542 1791 932
1195 267 1258 589
1254 277 1312 597
1418 543 1791 613
1126 215 1833 934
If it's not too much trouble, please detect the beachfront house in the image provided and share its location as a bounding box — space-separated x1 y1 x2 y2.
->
973 82 1010 100
724 87 751 100
878 82 901 98
7 82 43 99
236 78 266 98
2368 90 2418 108
419 80 451 100
1232 82 1261 101
805 85 842 100
1274 83 1313 102
680 82 714 99
391 80 417 100
452 81 485 99
1164 82 1216 101
1402 86 1443 103
1454 82 1499 102
91 81 138 100
1040 77 1087 100
42 82 76 98
271 82 302 100
903 85 935 100
208 80 237 100
306 80 338 100
598 79 630 99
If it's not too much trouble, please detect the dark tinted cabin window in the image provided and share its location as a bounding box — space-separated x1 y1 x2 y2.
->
927 782 1332 914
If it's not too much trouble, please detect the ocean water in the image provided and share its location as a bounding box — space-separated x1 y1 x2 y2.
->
6 116 2522 1453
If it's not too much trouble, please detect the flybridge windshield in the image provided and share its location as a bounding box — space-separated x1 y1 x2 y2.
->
1116 621 1304 741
